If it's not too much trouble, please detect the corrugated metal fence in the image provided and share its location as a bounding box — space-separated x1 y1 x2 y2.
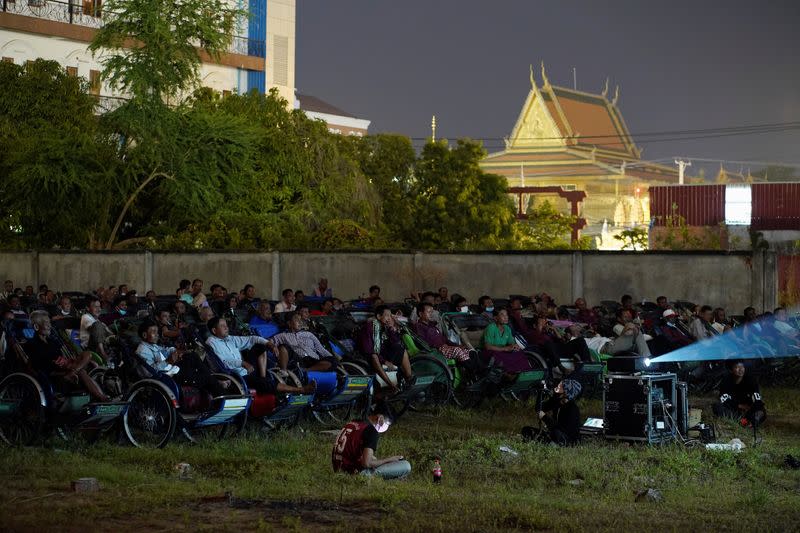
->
651 183 800 229
650 184 725 226
752 183 800 230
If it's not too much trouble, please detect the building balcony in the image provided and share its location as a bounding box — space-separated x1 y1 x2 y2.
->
1 0 265 58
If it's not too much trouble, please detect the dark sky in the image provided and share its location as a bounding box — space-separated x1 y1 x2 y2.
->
297 0 800 175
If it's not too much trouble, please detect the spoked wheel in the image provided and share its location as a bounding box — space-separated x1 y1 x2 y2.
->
123 383 176 448
0 374 46 446
408 354 453 413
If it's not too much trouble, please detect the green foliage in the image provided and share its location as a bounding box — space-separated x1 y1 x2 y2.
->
0 60 120 248
89 0 242 105
401 139 517 250
614 227 649 251
515 200 577 250
752 165 796 182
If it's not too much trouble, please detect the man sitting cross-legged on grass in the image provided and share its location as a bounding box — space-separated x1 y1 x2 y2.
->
206 317 315 396
270 312 339 375
136 320 229 398
332 405 411 480
357 305 414 395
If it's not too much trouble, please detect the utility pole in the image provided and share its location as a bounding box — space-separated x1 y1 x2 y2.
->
431 115 436 143
674 159 691 185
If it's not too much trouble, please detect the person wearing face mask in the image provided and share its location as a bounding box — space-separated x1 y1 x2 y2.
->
454 297 470 314
478 295 495 320
332 405 410 479
522 379 582 446
50 295 78 322
100 296 129 325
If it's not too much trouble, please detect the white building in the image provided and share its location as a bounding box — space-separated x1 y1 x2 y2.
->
0 0 295 105
296 92 371 136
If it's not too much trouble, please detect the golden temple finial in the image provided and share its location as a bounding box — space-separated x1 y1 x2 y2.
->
529 64 535 88
601 78 609 98
540 61 550 88
431 115 436 142
612 85 620 106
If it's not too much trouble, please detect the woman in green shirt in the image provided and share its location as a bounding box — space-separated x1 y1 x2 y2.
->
481 308 532 373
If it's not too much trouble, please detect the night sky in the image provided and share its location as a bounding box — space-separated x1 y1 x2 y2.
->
297 0 800 176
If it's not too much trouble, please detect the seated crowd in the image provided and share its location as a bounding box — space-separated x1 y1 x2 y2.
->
1 278 796 442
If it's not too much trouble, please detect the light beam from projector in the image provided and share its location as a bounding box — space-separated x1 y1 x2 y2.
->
647 309 800 365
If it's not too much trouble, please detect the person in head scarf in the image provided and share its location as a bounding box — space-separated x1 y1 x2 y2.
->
523 379 583 446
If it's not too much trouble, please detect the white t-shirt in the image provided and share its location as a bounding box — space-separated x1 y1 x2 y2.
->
274 302 297 313
79 313 97 348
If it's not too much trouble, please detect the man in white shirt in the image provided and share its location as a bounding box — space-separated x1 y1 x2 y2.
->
773 307 799 339
206 317 314 396
274 288 297 313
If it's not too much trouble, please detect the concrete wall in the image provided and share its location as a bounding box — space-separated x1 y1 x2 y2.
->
0 250 780 313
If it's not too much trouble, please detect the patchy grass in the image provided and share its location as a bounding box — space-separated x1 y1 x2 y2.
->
2 388 800 531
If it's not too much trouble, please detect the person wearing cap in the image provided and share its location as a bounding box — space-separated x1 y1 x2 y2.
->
659 308 693 350
713 361 766 427
331 408 411 480
524 379 582 446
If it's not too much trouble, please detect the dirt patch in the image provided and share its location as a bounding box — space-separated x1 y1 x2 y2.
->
192 495 384 531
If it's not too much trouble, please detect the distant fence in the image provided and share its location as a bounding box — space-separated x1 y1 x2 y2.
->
0 250 779 313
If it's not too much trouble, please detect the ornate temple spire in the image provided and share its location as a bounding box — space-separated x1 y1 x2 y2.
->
540 61 550 88
601 78 609 98
612 85 620 106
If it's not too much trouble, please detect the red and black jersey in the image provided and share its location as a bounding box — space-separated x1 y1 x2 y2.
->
332 421 379 473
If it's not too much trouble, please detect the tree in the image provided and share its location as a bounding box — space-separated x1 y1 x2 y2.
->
515 200 574 249
752 165 796 182
89 0 242 105
85 0 256 249
408 139 517 250
342 133 416 244
0 60 120 248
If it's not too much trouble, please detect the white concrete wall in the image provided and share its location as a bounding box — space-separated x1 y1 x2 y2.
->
1 29 243 96
265 0 295 103
0 251 778 314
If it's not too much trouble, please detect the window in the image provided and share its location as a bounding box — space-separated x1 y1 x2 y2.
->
89 69 101 95
725 184 752 225
1 57 13 64
83 0 101 17
561 184 577 191
66 66 78 77
222 90 231 98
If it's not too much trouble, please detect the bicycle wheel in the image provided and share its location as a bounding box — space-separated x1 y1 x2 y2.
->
123 382 176 448
0 374 46 446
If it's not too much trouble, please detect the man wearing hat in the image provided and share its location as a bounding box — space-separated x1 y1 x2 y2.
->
522 379 582 446
332 407 411 479
659 308 693 350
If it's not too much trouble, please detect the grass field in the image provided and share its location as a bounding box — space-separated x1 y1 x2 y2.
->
2 388 800 532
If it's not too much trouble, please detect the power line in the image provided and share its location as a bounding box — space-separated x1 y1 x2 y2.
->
408 123 800 148
405 119 800 141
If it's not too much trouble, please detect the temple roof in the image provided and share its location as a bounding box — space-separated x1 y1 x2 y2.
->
296 93 356 118
482 63 679 184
